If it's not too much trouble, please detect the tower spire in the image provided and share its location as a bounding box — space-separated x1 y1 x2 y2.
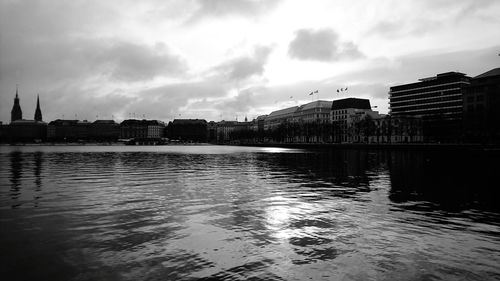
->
11 86 22 122
34 94 42 121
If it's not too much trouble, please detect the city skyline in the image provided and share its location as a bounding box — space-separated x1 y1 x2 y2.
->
1 0 500 123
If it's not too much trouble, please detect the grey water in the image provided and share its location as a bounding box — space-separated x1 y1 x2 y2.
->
0 145 499 280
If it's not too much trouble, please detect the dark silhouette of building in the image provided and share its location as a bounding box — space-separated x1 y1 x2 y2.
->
11 87 22 122
8 120 47 142
47 119 91 141
207 121 217 143
120 119 165 140
463 68 500 143
0 122 6 142
331 98 371 111
34 95 42 122
167 119 208 142
89 120 120 141
389 72 472 142
7 91 47 142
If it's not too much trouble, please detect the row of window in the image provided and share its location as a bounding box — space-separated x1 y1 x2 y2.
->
391 99 462 110
390 86 462 99
466 95 484 103
390 95 462 108
391 105 462 115
390 81 470 95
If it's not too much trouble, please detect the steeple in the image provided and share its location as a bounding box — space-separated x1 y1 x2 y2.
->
34 94 42 121
11 85 23 122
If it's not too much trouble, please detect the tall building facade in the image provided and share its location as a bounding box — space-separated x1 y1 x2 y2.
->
463 68 500 143
331 98 378 142
11 88 22 122
389 72 472 142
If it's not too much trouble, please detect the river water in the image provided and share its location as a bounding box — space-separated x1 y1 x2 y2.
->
0 145 499 280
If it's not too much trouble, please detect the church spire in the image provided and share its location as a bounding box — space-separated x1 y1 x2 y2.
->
34 94 42 121
11 86 22 123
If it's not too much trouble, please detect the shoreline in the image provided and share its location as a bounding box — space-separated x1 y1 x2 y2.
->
237 142 500 151
1 142 499 151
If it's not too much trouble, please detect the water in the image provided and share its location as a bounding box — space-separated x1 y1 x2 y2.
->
0 145 499 280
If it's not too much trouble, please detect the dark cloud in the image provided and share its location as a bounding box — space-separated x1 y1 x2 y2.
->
128 80 229 121
190 0 281 22
100 42 187 82
212 46 273 81
288 29 364 62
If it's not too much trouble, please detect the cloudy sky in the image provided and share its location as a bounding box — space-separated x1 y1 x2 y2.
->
1 0 499 123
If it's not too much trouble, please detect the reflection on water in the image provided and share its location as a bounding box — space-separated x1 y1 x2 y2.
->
0 146 499 281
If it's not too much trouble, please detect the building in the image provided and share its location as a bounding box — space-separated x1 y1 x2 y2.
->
331 98 379 142
120 119 165 140
47 119 91 141
167 119 208 142
215 120 251 143
293 100 332 123
7 90 47 142
389 71 472 142
264 100 333 131
264 106 298 130
8 120 47 142
463 68 500 143
11 87 22 122
0 122 7 142
89 120 120 141
207 121 218 143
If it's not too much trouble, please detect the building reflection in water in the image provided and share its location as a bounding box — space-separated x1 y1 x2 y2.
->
33 151 43 206
9 151 23 206
388 149 500 212
8 151 45 208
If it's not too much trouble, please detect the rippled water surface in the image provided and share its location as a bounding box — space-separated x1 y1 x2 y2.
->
1 145 499 280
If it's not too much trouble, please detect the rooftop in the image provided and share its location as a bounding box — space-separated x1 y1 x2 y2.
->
331 98 371 110
474 68 500 79
172 119 207 125
268 106 299 118
299 100 333 111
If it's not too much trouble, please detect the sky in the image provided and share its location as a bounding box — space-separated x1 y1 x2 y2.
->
1 0 499 123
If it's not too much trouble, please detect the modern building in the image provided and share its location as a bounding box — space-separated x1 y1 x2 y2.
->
389 71 472 142
167 119 208 142
463 68 500 143
331 98 379 142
